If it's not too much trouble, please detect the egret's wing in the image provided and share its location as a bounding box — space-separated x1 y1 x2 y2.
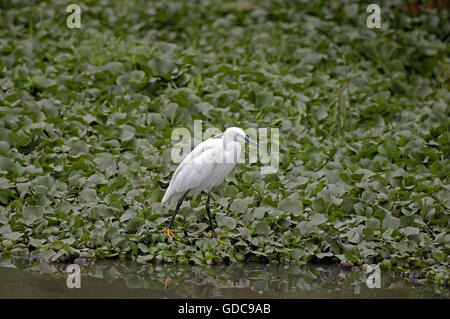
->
207 162 236 189
169 138 218 184
170 149 217 192
162 139 218 205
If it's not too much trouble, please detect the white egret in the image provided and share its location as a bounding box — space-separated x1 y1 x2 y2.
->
160 127 261 245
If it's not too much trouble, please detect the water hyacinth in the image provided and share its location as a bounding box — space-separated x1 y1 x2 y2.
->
0 0 448 287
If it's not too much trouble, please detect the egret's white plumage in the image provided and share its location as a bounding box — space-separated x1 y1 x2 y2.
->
162 127 245 206
159 127 261 243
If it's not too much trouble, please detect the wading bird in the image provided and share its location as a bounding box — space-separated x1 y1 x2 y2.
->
160 127 261 245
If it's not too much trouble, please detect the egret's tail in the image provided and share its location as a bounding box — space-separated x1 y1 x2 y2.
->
161 187 186 207
161 185 179 206
161 189 171 207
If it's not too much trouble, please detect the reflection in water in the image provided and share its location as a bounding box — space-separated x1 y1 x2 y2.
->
0 254 448 298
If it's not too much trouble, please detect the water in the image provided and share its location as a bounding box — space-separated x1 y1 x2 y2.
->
0 255 448 298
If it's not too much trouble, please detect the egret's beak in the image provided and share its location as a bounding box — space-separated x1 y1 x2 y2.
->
244 136 265 149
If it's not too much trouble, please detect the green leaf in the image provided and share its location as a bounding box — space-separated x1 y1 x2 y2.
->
3 232 22 241
382 215 400 230
148 57 176 78
400 226 420 237
254 221 270 236
366 217 380 230
120 125 136 142
255 91 273 108
309 213 327 226
216 214 237 230
253 207 267 219
127 217 145 233
278 197 302 215
0 157 22 177
80 188 98 202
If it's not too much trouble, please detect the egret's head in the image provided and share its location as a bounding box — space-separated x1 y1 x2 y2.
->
223 127 262 148
224 127 246 143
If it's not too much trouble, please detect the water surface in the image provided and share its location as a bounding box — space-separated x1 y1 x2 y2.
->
0 255 448 298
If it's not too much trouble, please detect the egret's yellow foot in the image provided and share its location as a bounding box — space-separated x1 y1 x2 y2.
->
206 232 231 246
160 228 182 241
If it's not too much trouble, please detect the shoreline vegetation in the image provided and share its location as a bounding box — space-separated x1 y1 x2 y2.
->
0 1 448 286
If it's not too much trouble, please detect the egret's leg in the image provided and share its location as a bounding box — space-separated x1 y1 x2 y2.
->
160 189 190 240
168 189 190 228
205 192 216 237
206 192 230 246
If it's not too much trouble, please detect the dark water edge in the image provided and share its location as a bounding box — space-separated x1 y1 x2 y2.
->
0 254 448 299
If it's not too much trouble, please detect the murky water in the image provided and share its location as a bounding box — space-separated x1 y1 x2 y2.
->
0 254 448 298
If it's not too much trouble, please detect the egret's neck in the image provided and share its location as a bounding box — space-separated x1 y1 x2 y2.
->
222 137 242 164
222 134 240 148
